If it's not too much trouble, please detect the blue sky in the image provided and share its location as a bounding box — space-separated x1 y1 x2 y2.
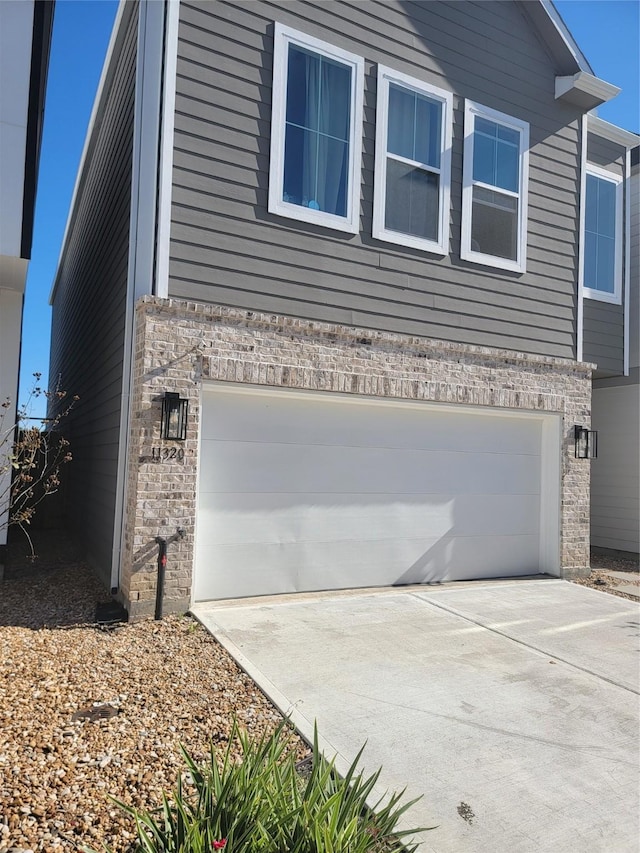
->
20 0 640 418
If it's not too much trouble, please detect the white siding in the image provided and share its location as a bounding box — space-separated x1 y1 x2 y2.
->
591 384 640 554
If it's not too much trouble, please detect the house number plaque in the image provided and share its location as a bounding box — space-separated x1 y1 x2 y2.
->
151 446 185 462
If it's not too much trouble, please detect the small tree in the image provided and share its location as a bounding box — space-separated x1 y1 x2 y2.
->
0 374 77 555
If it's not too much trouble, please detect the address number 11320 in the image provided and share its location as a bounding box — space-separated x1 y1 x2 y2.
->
151 447 185 462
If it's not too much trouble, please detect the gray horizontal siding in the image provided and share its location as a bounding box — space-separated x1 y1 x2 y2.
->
48 2 137 587
581 133 628 377
586 135 624 178
582 299 624 376
169 0 582 359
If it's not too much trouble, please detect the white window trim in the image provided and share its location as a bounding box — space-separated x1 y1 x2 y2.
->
268 23 364 234
372 66 452 255
461 100 529 274
582 162 623 305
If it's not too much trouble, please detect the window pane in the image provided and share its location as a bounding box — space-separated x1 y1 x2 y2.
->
498 124 520 146
585 175 598 233
283 126 348 217
475 117 497 138
385 159 439 241
471 186 518 261
496 138 519 192
388 84 441 168
388 84 415 161
473 117 519 192
585 174 618 292
286 46 320 130
317 135 348 216
318 57 351 141
473 131 496 185
415 95 441 168
597 179 616 238
596 235 615 293
283 124 315 208
284 43 352 218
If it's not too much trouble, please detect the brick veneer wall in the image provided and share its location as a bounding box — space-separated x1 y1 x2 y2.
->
119 296 593 619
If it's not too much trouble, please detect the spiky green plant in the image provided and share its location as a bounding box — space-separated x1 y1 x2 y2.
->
99 720 431 853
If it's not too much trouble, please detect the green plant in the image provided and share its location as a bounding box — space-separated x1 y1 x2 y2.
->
105 720 429 852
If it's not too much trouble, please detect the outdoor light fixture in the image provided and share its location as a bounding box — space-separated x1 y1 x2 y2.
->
161 392 189 441
574 425 597 459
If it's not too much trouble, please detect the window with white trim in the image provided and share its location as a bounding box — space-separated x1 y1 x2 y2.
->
268 24 364 233
461 101 529 273
373 67 452 254
583 166 622 303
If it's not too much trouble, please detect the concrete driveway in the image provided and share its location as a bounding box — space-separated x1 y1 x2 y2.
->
193 579 639 853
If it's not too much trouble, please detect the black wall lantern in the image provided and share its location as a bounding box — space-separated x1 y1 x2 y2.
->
161 392 189 441
574 425 597 459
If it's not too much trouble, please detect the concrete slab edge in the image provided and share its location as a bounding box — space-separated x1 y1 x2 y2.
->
190 610 403 821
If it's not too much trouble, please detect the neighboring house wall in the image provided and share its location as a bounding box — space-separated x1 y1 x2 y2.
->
48 1 138 585
582 134 625 376
0 0 53 545
590 150 639 556
168 0 582 359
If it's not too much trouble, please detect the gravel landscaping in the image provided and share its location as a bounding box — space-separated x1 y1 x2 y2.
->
1 533 637 852
0 551 307 852
571 551 640 601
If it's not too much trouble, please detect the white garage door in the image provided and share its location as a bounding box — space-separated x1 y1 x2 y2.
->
194 385 560 602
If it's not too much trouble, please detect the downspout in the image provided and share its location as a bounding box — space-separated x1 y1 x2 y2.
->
576 113 587 364
623 147 631 376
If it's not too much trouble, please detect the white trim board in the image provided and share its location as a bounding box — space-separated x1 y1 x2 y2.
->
111 0 171 591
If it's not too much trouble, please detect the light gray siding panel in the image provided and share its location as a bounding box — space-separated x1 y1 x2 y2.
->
586 136 624 177
170 0 581 359
48 2 137 587
591 383 640 554
582 299 624 375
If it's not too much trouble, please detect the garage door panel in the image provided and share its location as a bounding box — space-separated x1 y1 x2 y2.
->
199 441 541 496
195 492 540 548
194 544 299 600
195 386 551 601
205 393 541 455
194 532 540 600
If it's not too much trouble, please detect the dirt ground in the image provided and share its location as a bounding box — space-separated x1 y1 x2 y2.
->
570 551 639 601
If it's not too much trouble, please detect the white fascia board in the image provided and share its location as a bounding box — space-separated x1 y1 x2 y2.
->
555 72 620 107
48 0 128 305
587 115 640 150
576 114 587 364
624 148 631 376
154 0 179 299
540 0 593 74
